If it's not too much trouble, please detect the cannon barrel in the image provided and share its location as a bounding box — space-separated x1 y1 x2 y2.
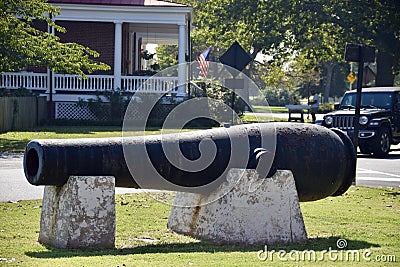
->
24 123 356 201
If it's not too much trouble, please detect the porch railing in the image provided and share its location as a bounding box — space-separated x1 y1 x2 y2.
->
122 76 178 93
0 72 47 90
54 74 114 91
0 72 179 94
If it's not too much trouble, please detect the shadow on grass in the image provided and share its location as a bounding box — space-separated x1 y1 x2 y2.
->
35 125 122 134
25 236 379 259
385 190 400 197
0 138 30 152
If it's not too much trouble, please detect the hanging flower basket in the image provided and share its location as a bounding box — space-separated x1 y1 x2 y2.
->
141 50 154 60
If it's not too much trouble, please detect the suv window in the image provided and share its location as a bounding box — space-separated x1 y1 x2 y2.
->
340 92 393 110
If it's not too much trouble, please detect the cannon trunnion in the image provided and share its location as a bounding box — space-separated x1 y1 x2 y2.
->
24 123 356 202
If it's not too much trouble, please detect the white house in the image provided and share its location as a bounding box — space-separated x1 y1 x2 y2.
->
0 0 192 119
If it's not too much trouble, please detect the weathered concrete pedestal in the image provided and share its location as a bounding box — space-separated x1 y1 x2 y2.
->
168 169 308 245
39 176 116 248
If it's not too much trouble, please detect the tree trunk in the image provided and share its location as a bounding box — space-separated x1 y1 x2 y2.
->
250 48 261 61
376 50 395 87
323 62 335 103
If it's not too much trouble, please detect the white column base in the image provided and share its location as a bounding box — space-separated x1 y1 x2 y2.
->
39 176 116 248
168 169 307 245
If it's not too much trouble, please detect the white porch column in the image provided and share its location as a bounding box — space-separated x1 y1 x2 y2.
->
177 23 187 97
47 17 56 102
114 21 123 89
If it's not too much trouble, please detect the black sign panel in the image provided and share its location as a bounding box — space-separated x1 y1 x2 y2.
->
345 43 375 63
219 41 252 75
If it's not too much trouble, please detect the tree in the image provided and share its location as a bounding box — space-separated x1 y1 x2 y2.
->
155 45 178 70
0 0 109 75
180 0 354 101
293 0 400 87
177 0 303 102
290 17 350 101
258 52 320 92
184 0 294 60
347 0 400 86
177 0 399 101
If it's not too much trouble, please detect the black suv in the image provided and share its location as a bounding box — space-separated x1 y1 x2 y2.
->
322 87 400 157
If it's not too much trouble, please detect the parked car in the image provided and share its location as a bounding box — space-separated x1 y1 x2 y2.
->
321 87 400 157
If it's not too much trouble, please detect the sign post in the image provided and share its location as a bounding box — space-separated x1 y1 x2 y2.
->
219 41 252 124
344 43 375 148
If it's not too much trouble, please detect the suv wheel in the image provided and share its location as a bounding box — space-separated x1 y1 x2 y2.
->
371 127 391 157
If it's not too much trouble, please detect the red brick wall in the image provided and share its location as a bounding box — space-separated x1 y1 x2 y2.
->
27 21 48 72
56 21 115 74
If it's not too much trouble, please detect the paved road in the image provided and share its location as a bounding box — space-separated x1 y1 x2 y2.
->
1 145 399 202
0 153 144 202
0 153 43 202
356 145 400 188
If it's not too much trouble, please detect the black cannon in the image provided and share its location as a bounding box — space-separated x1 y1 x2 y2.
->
24 123 356 201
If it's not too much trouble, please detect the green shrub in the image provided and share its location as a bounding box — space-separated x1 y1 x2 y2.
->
318 102 335 113
263 87 292 106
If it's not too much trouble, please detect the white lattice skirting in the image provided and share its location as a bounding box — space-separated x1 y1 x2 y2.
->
55 102 102 120
55 101 177 121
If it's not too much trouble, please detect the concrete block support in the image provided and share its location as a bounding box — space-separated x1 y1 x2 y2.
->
39 176 116 248
168 169 307 245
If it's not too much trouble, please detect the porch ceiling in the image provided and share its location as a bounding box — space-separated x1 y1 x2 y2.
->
130 23 180 45
138 33 179 45
49 0 188 8
129 23 179 33
49 0 192 25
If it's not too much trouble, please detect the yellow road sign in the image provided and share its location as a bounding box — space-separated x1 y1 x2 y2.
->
347 71 356 84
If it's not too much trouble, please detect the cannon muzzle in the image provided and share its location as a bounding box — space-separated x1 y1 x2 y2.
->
24 123 356 201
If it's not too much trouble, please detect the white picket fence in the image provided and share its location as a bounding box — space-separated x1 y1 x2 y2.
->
0 72 179 93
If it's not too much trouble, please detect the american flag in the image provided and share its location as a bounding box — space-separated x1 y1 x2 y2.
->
196 48 210 78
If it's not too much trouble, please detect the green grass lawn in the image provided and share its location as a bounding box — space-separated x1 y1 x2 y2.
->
0 186 398 266
0 126 122 152
241 113 312 123
0 117 293 153
0 126 189 153
252 106 288 113
0 124 398 266
0 105 307 153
